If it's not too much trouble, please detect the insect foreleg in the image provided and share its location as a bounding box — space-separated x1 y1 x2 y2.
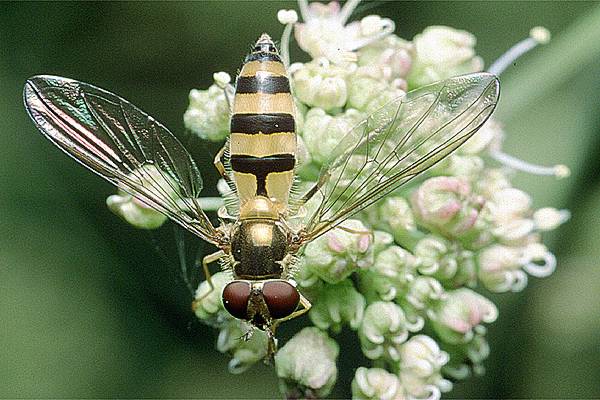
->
191 249 226 308
271 293 312 332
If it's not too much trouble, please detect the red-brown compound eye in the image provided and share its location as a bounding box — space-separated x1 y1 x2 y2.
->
222 281 251 320
262 281 300 320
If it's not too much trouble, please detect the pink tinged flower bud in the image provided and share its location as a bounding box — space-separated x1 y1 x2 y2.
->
377 197 417 240
477 244 528 292
352 367 406 400
399 335 451 400
357 34 414 82
303 219 373 284
275 327 339 398
359 301 412 361
432 289 498 344
294 2 395 65
411 177 482 237
291 60 349 111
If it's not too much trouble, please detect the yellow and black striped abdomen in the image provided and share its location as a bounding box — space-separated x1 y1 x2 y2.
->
230 34 296 219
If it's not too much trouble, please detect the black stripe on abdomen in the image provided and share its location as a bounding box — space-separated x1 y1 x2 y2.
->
230 113 295 134
244 52 282 63
230 154 295 196
236 75 290 94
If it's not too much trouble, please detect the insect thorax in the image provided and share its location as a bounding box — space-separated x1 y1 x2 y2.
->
230 219 289 280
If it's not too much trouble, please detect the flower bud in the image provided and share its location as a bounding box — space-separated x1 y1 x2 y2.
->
405 276 446 315
433 154 485 181
375 197 417 243
301 107 365 164
359 301 410 361
477 244 528 292
106 164 176 229
183 83 229 142
358 34 413 85
292 60 349 111
352 367 406 400
363 85 407 115
475 168 511 199
365 246 417 301
303 219 373 284
411 177 483 237
107 191 167 229
345 70 385 110
216 319 268 374
492 218 535 245
408 26 484 88
294 2 358 64
414 235 477 287
488 188 532 222
277 9 298 25
399 335 451 400
431 288 498 344
193 271 231 323
309 280 366 332
212 71 231 88
275 327 339 398
533 207 570 231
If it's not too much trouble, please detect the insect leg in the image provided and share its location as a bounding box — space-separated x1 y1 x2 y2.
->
271 293 312 332
191 249 226 309
213 145 229 179
296 172 330 207
264 295 311 360
336 225 374 243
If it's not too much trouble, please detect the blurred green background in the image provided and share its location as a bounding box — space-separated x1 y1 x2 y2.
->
1 1 599 398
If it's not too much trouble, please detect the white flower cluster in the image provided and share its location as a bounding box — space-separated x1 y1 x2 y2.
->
171 1 570 398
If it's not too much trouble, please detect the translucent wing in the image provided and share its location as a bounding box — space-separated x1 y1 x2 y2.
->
24 75 221 244
302 73 500 242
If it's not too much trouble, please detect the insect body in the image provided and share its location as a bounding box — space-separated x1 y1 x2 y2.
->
224 34 303 332
23 34 500 354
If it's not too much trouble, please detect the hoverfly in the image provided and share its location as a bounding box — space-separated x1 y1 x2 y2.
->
24 34 499 354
